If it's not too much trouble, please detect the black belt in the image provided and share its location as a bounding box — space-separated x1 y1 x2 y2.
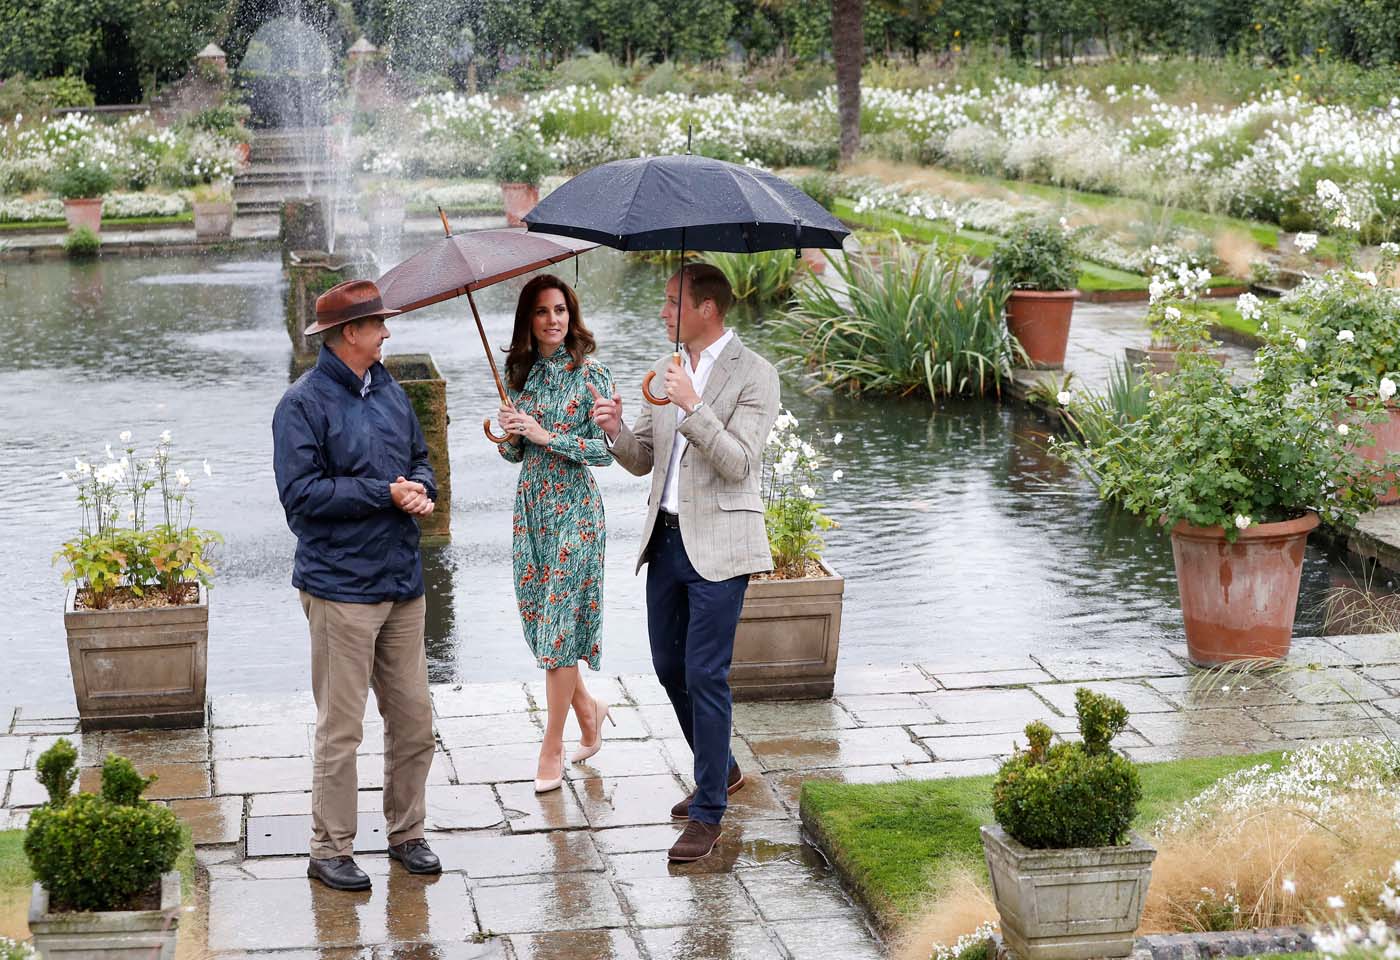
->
658 511 680 529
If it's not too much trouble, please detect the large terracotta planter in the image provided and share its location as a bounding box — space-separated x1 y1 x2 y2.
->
731 558 844 701
64 583 208 730
983 825 1156 960
500 182 539 228
30 870 181 960
193 200 234 239
1006 289 1079 369
1351 403 1400 505
62 198 103 235
1170 512 1318 666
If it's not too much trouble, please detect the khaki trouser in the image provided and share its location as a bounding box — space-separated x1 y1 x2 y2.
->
300 591 433 859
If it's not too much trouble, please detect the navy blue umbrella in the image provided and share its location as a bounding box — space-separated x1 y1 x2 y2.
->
523 152 849 404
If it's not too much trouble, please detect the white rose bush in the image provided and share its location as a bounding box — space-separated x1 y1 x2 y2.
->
761 408 842 578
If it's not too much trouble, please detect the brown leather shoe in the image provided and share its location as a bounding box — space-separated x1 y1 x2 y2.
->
668 818 723 862
670 764 745 820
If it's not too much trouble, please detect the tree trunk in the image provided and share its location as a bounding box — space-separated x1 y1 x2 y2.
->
832 0 864 167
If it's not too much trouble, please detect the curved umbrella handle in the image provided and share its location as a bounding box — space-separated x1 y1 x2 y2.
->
484 417 511 444
642 353 682 406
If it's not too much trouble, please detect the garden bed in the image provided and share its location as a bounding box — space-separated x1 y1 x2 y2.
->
0 213 193 234
799 751 1285 934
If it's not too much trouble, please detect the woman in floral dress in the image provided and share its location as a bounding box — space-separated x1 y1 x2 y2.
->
496 275 615 792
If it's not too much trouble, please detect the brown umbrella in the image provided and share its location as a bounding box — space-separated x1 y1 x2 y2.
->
376 213 597 442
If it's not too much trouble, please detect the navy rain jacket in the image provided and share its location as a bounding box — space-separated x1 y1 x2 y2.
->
272 345 436 603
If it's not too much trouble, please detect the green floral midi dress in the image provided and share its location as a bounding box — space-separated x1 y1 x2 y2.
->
497 350 613 671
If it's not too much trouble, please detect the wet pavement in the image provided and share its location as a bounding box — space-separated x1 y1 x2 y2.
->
7 636 1400 958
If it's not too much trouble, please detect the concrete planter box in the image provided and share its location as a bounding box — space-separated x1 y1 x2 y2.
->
64 584 208 730
982 825 1156 960
731 558 843 701
192 201 234 239
29 870 181 960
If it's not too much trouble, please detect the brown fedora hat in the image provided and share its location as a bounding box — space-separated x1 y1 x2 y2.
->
305 279 402 336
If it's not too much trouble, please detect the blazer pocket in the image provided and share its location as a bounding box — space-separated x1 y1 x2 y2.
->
717 491 764 513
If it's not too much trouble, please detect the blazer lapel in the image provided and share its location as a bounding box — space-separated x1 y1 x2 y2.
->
701 333 744 405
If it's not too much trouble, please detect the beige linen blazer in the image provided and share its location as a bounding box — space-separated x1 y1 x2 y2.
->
610 333 781 582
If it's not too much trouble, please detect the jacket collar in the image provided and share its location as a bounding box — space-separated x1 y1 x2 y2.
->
701 331 743 404
317 344 386 396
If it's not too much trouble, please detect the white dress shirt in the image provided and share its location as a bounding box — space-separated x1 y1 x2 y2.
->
659 329 734 514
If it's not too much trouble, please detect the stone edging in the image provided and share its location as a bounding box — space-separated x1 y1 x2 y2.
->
1127 926 1315 960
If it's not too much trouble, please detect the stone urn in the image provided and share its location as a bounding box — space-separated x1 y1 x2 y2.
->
500 182 540 228
1170 512 1318 666
731 559 844 701
982 825 1156 960
1350 403 1400 505
64 583 209 730
1006 289 1079 369
62 198 103 236
193 201 234 239
29 870 182 960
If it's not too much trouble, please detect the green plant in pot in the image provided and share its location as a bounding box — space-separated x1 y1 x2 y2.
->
982 688 1153 960
1128 258 1229 374
1053 312 1396 666
24 740 185 956
489 132 556 227
991 220 1081 369
49 151 114 236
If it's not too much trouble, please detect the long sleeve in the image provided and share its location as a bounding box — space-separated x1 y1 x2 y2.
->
497 438 525 463
544 362 614 467
273 396 392 521
678 362 781 483
609 361 658 477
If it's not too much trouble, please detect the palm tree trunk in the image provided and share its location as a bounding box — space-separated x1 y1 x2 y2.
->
832 0 864 167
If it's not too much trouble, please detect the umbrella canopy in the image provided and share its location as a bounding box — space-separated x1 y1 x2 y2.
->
376 228 597 313
522 154 849 252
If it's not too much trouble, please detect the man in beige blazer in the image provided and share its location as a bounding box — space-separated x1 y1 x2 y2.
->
590 263 780 862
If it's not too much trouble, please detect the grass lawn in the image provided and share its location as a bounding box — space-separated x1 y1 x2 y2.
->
800 750 1285 933
0 213 194 232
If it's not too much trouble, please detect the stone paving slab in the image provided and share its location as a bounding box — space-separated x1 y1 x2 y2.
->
508 930 642 960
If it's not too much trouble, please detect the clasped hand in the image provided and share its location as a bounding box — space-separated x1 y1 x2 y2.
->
390 476 434 516
497 404 549 445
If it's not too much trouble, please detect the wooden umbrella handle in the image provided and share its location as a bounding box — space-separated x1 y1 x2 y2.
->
484 417 511 443
642 354 681 406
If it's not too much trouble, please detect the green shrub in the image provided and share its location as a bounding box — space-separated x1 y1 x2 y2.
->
48 156 114 200
991 688 1142 849
776 237 1017 399
34 737 77 804
0 936 35 960
63 227 99 258
487 132 556 187
24 739 182 912
550 53 628 90
991 221 1080 292
791 171 835 212
0 74 93 120
177 102 251 142
702 249 803 304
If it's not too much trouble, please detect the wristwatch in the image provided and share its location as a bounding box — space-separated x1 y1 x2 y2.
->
689 400 706 415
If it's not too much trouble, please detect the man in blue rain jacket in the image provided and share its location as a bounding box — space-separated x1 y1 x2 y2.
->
272 278 443 892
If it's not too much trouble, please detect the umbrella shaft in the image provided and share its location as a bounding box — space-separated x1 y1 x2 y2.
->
466 288 510 405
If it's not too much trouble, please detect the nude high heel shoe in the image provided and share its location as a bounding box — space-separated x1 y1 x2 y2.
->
534 756 565 794
569 698 616 764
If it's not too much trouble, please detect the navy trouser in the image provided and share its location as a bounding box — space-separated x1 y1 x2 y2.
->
646 521 750 824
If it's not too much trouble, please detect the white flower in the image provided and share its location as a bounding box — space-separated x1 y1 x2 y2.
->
1382 377 1397 402
119 430 131 443
801 442 816 459
1164 306 1181 321
1237 292 1262 322
1337 423 1350 436
1329 896 1347 910
1235 514 1252 530
176 469 191 488
1057 391 1072 405
1296 337 1308 351
202 459 212 478
160 429 172 443
1282 878 1297 894
799 484 816 498
104 443 114 459
1295 232 1319 253
832 432 843 445
1337 330 1355 343
1353 270 1379 287
832 469 843 481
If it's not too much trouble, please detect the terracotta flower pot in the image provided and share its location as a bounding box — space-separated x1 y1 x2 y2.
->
63 197 104 235
1170 512 1318 666
1350 403 1400 505
500 182 540 228
1006 289 1079 369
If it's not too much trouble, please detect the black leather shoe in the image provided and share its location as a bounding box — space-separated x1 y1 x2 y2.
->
307 856 371 891
388 838 442 875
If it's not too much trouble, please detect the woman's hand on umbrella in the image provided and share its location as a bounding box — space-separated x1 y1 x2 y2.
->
587 383 622 439
499 404 549 445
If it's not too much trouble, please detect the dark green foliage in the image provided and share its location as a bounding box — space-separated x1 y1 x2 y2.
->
24 742 182 912
791 172 835 212
991 688 1142 849
991 221 1080 292
48 156 114 200
99 755 155 807
34 738 77 807
487 132 556 187
0 74 93 120
63 227 101 258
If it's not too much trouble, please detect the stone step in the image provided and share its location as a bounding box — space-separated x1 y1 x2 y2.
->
235 169 337 187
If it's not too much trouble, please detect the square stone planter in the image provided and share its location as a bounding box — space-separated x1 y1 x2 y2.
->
982 824 1156 960
64 584 208 731
383 353 451 545
193 200 234 239
731 558 843 701
29 870 181 960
